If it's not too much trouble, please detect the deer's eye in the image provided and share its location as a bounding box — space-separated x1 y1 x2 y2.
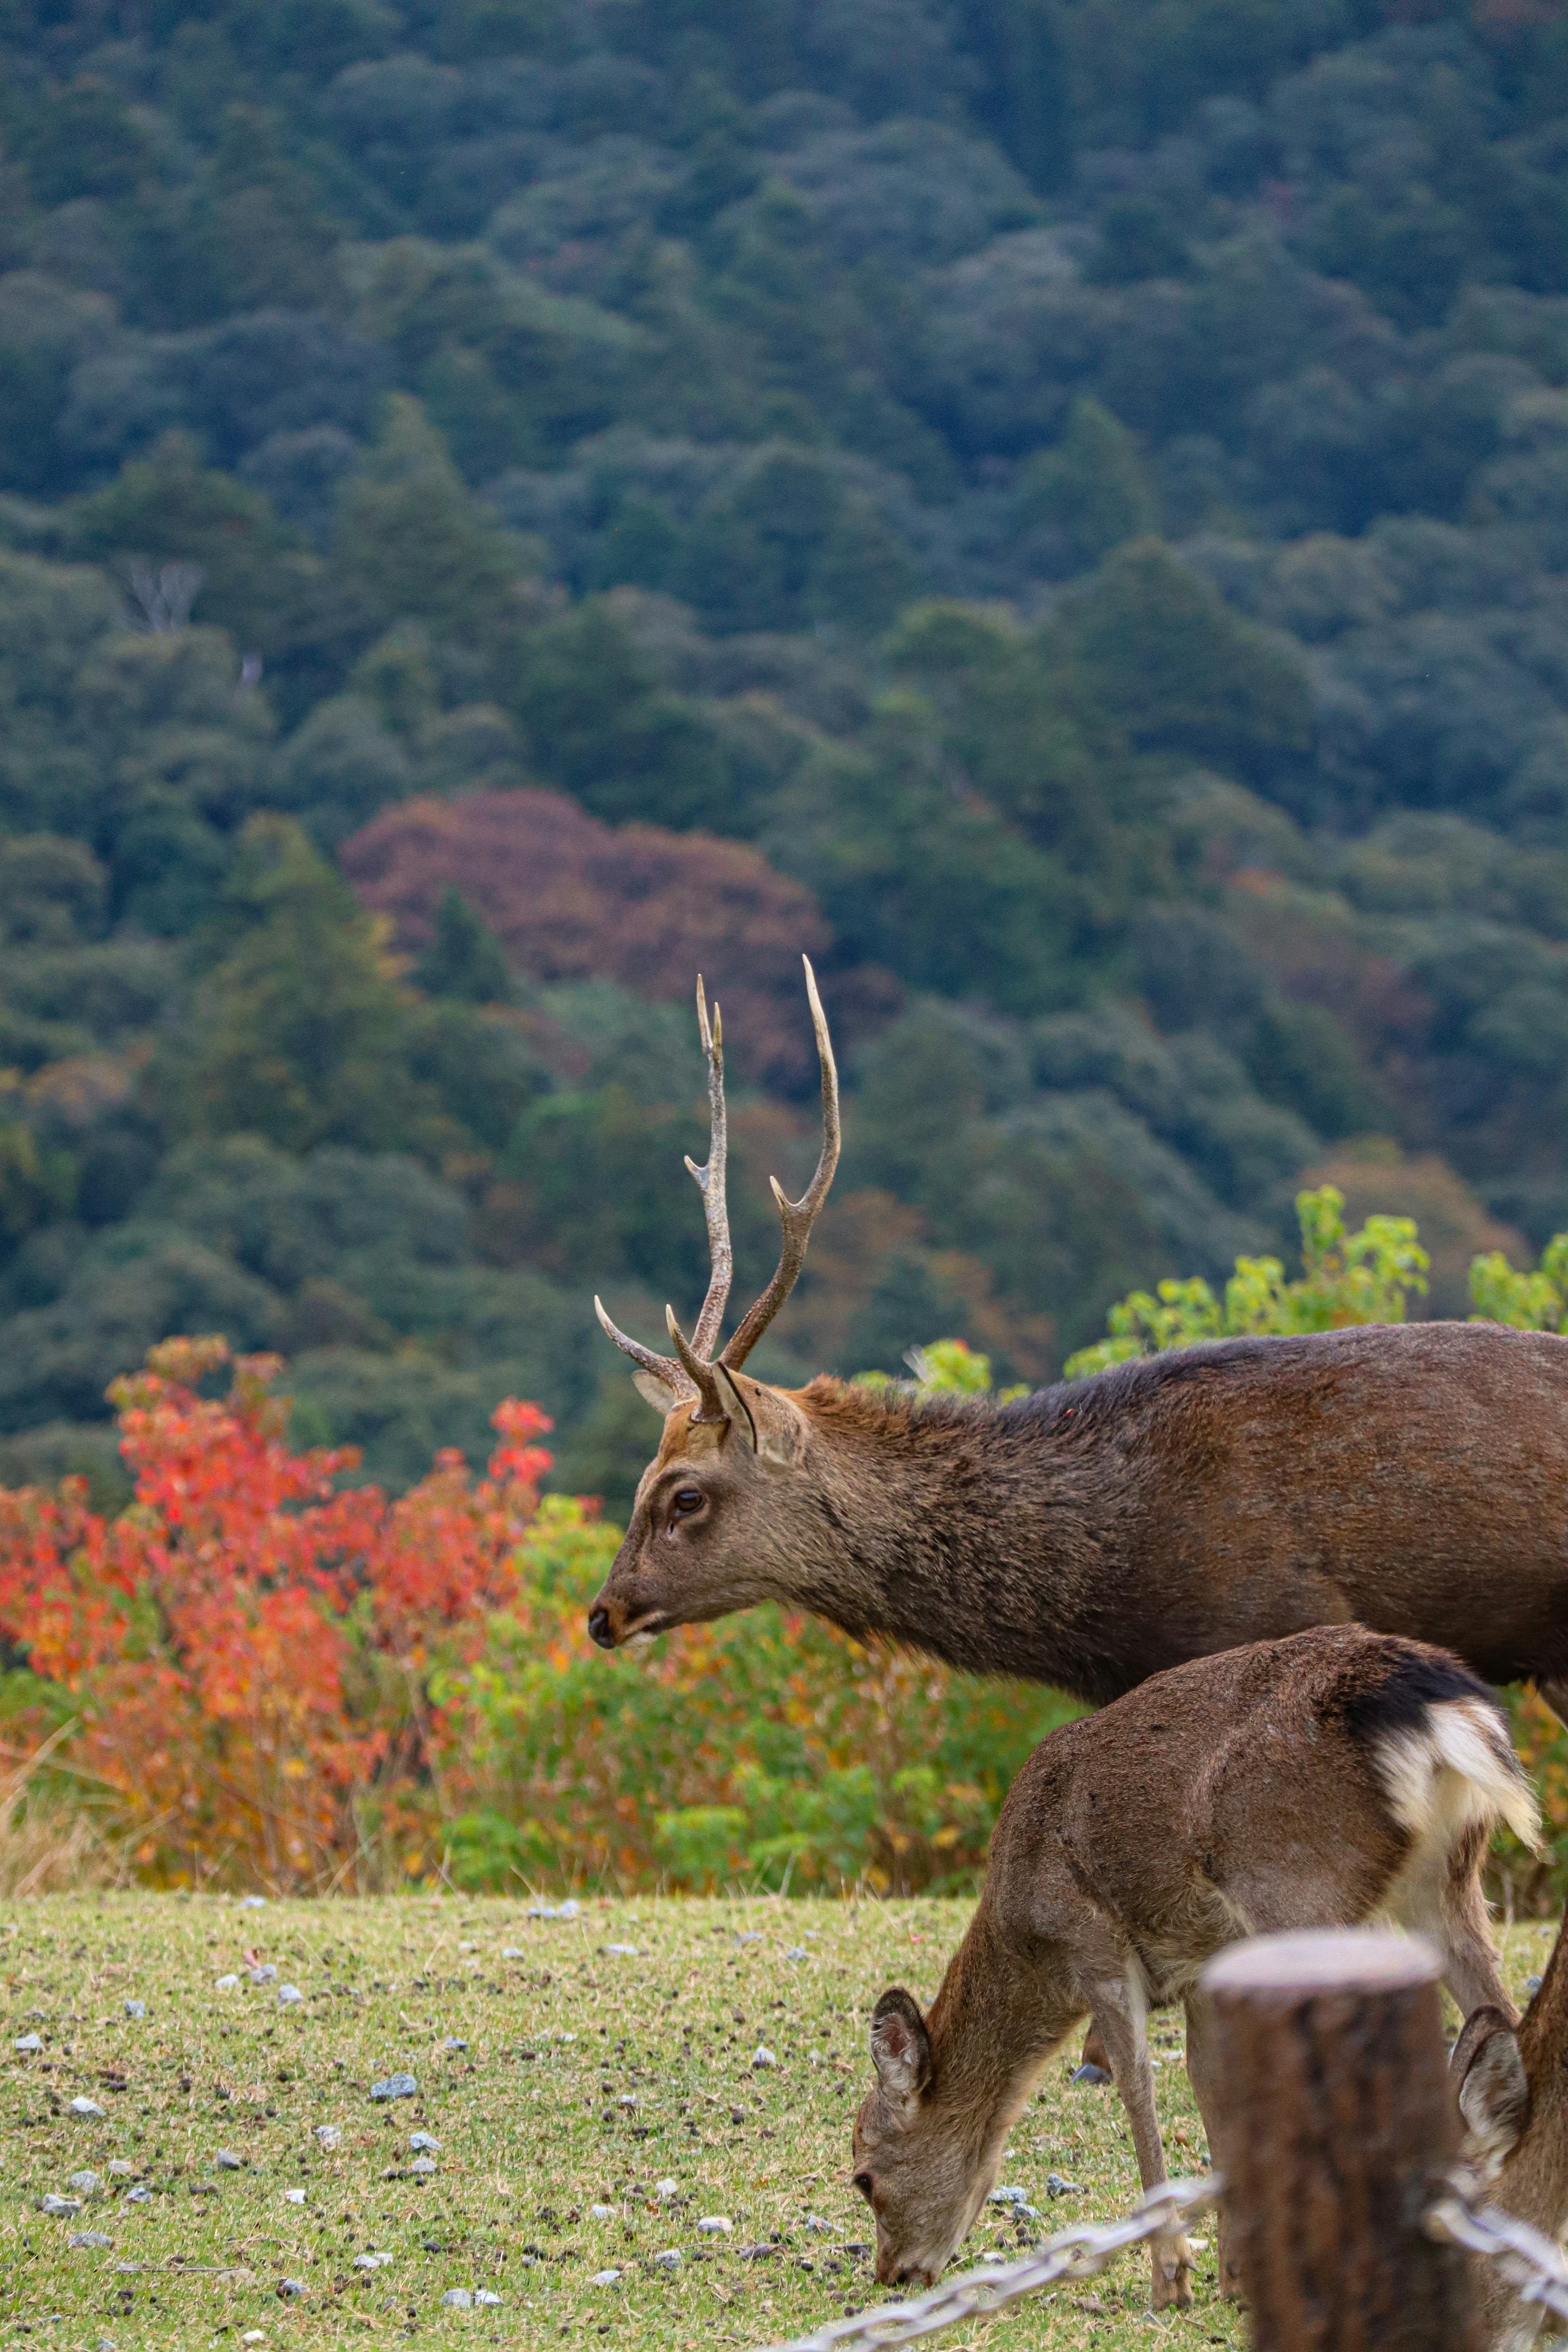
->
852 2172 873 2204
671 1488 704 1518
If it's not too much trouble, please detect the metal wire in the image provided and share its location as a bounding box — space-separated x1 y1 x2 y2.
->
1425 2167 1568 2327
760 2176 1219 2352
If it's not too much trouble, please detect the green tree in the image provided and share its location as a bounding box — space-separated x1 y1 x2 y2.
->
169 815 440 1156
1469 1233 1568 1332
1064 1185 1430 1376
414 888 512 1004
1018 397 1158 571
503 597 736 830
63 434 359 719
764 700 1082 1013
332 396 528 642
1049 538 1313 782
883 600 1150 940
66 433 301 637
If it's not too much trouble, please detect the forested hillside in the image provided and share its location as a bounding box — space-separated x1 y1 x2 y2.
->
0 0 1561 1510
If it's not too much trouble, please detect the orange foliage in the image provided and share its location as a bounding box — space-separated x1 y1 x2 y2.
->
0 1338 555 1891
339 787 830 1085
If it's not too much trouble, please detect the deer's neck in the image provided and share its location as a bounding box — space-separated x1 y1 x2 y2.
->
791 1390 1120 1699
925 1904 1080 2157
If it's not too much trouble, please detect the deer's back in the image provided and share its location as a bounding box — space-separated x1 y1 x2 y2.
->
987 1625 1497 1993
1000 1321 1568 1694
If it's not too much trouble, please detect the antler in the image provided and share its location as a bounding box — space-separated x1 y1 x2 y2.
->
684 978 732 1359
719 955 839 1374
593 973 733 1413
594 957 838 1410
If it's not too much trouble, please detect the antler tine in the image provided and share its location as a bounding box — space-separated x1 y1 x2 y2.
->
666 1304 726 1421
719 955 840 1374
684 976 733 1362
593 1294 694 1400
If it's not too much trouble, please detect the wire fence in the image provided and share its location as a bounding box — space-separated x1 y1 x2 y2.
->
766 2178 1218 2352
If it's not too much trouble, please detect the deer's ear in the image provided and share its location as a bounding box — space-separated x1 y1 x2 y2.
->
871 1989 932 2104
1453 2008 1529 2164
710 1363 760 1450
711 1368 801 1468
633 1369 679 1416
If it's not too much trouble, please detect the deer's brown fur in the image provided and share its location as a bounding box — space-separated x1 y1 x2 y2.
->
850 1625 1539 2309
590 1322 1568 1705
1451 1896 1568 2348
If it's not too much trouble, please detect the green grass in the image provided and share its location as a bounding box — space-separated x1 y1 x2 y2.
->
0 1897 1552 2352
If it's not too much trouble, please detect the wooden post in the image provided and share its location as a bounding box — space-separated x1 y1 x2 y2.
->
1201 1929 1477 2352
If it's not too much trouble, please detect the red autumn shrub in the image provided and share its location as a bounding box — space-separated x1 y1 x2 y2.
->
339 788 829 1083
0 1336 555 1891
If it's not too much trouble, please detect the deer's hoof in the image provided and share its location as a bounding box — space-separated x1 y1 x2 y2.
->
1150 2238 1194 2310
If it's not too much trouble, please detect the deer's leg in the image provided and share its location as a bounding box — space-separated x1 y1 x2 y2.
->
1183 1995 1241 2301
1432 1833 1518 2025
1090 1973 1192 2312
1538 1678 1568 1731
1078 2023 1109 2076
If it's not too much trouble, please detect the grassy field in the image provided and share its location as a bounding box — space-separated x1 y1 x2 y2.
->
0 1897 1551 2352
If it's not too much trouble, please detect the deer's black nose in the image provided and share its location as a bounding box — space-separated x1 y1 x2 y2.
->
588 1606 616 1649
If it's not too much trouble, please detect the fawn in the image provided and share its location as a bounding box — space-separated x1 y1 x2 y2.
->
849 1625 1539 2310
589 968 1568 1717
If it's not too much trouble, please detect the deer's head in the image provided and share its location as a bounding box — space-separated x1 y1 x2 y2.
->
851 1989 1001 2288
1451 1898 1568 2350
587 960 838 1653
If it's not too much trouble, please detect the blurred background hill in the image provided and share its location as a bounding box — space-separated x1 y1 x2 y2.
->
0 0 1559 1512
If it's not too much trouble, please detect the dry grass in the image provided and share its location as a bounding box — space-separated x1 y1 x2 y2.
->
0 1735 127 1898
0 1893 1550 2351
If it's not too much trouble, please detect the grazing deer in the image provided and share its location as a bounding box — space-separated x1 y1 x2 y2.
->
588 966 1568 1713
1452 1897 1568 2350
847 1625 1539 2310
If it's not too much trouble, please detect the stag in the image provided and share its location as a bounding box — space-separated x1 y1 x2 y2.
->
849 1624 1539 2307
589 964 1568 1712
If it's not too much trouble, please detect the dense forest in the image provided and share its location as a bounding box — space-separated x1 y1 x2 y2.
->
0 0 1561 1512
